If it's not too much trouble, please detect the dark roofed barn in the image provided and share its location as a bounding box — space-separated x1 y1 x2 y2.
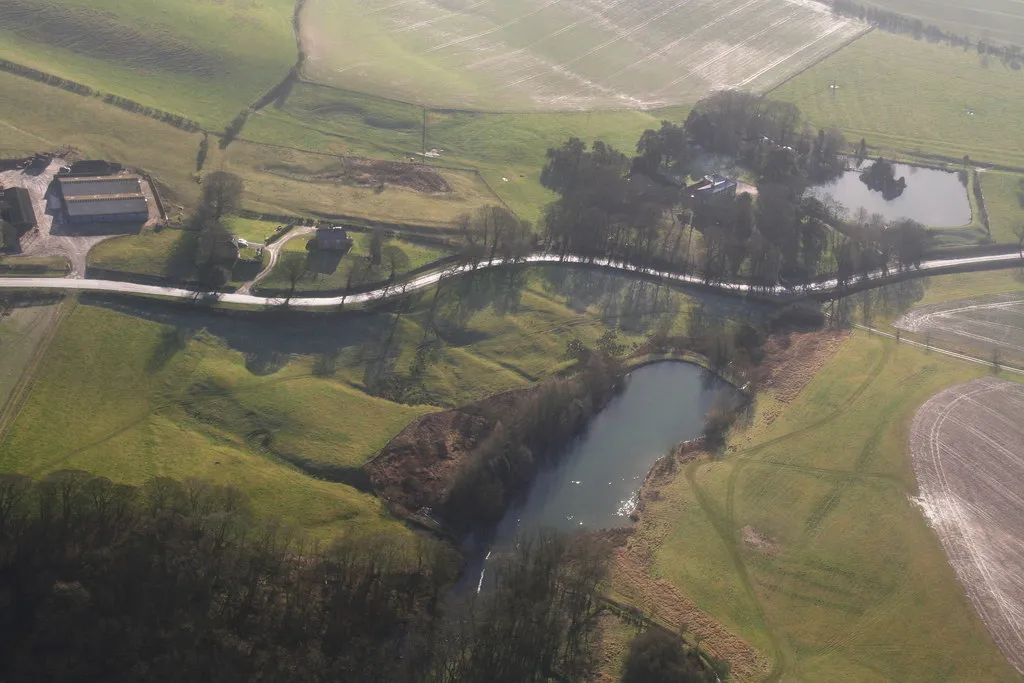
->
57 175 149 224
0 187 37 232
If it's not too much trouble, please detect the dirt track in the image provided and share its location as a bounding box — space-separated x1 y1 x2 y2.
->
910 377 1024 674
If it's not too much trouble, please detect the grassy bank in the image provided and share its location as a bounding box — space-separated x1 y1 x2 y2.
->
619 331 1019 681
773 31 1024 170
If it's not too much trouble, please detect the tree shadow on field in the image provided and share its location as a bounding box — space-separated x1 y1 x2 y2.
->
80 295 396 377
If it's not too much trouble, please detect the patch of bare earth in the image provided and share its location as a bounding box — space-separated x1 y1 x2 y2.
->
757 330 847 424
263 157 451 193
910 377 1024 675
741 525 779 556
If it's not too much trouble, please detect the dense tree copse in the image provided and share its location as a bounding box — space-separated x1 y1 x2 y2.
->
0 471 616 683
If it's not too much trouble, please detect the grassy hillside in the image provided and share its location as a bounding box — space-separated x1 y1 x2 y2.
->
773 31 1024 169
0 0 296 126
622 331 1021 681
0 303 428 538
0 268 713 535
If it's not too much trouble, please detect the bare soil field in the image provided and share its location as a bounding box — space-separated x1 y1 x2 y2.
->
910 377 1024 675
895 292 1024 366
301 0 867 110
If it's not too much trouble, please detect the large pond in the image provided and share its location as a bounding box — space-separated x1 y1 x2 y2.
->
467 362 734 590
808 162 971 227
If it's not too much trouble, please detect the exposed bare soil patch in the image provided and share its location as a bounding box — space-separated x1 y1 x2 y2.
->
896 293 1024 366
741 525 779 556
910 377 1024 674
758 330 847 404
262 157 452 194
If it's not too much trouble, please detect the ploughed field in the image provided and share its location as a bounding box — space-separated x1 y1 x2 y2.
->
301 0 866 110
910 378 1024 674
896 292 1024 366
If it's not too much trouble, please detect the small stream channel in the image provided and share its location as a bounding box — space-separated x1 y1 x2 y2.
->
464 361 736 592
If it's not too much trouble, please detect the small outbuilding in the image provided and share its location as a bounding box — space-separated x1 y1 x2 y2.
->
311 226 352 251
0 187 37 232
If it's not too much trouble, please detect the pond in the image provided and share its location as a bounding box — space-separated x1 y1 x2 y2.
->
466 361 735 590
807 163 971 227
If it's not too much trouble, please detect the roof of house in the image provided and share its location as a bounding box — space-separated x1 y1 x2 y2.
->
315 226 349 241
1 187 37 227
59 175 143 198
65 195 149 218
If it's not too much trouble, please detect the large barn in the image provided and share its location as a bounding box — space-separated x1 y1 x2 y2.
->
57 175 149 224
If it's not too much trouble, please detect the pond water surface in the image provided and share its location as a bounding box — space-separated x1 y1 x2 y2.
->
808 163 971 227
466 362 734 589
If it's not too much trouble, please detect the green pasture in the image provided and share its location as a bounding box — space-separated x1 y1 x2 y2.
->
773 31 1024 170
629 331 1020 682
981 171 1024 244
225 217 287 244
88 227 196 279
298 0 863 111
248 83 669 221
0 0 296 125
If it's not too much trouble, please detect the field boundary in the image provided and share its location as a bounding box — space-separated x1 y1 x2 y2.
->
0 295 75 444
763 26 873 97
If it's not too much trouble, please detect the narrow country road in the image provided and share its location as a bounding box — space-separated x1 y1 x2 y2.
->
236 226 315 295
0 250 1019 310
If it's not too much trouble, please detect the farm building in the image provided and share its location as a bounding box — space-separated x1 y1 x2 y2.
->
57 175 149 224
0 187 38 232
311 226 352 251
685 174 738 206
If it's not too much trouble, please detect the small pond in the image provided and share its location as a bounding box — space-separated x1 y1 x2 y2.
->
467 362 735 590
807 162 971 227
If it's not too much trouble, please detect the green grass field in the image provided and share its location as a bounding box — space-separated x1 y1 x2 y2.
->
855 0 1024 46
773 31 1024 169
225 217 288 244
624 331 1020 681
0 0 296 126
917 269 1024 306
87 227 196 279
247 83 671 221
0 303 425 538
299 0 864 111
981 171 1024 244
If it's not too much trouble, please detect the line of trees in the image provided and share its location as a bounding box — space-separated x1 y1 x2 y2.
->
0 470 620 683
0 57 202 133
443 347 624 532
831 0 1024 68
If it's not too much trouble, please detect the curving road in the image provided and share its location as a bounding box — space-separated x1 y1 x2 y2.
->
0 251 1020 310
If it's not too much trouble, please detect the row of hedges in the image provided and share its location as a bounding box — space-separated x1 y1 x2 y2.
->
0 58 201 133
